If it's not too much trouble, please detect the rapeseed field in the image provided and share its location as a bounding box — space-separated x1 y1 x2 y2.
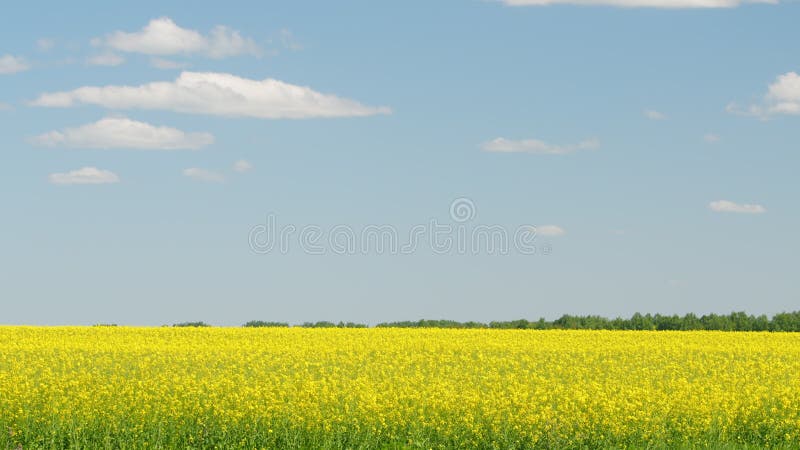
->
1 327 799 448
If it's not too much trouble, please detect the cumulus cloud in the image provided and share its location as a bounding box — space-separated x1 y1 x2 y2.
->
709 200 766 214
500 0 777 7
31 71 391 119
93 17 261 59
87 52 125 67
233 160 253 173
762 71 800 115
482 137 599 154
729 72 800 117
183 168 225 183
49 167 120 185
644 109 667 120
0 55 29 74
536 225 566 237
32 117 214 150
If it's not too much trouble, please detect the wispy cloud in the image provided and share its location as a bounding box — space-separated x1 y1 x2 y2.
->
0 55 29 74
703 133 721 143
183 168 225 183
729 71 800 118
276 29 303 51
49 167 120 185
709 200 766 214
499 0 778 8
150 57 188 70
643 109 667 120
233 160 253 173
93 17 261 59
87 52 125 67
31 71 391 119
37 38 56 51
482 137 599 155
32 117 214 150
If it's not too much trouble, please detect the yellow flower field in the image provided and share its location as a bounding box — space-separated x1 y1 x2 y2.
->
2 327 800 448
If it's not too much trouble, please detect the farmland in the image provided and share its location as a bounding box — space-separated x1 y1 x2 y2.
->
2 327 800 448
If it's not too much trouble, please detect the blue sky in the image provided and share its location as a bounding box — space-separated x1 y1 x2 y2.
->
1 0 798 325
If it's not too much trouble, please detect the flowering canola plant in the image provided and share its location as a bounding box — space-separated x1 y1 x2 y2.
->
1 327 800 448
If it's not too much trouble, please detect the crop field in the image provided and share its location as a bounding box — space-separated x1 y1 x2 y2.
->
2 327 800 449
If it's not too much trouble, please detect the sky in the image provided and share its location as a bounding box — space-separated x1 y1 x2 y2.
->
1 0 798 326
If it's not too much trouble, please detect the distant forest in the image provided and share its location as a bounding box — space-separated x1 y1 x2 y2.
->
203 311 800 331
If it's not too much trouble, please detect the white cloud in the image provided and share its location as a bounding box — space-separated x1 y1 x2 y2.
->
536 225 566 237
764 71 800 115
482 137 599 154
32 117 214 150
87 52 125 67
703 133 721 143
49 167 120 185
500 0 777 7
644 109 666 120
0 102 11 111
725 102 752 116
730 72 800 117
94 17 261 59
233 160 253 173
277 29 303 51
31 71 391 119
150 57 188 69
709 200 766 214
37 38 56 51
183 168 225 183
0 55 29 74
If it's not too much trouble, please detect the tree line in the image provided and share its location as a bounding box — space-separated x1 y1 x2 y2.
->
376 312 800 331
162 311 800 331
